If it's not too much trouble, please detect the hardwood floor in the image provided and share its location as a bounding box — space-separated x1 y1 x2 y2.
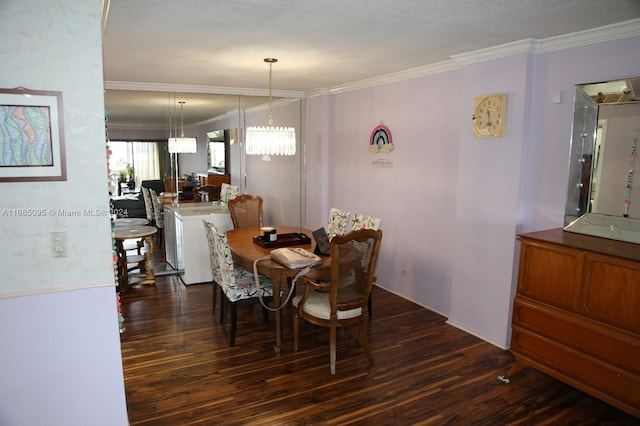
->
119 261 638 425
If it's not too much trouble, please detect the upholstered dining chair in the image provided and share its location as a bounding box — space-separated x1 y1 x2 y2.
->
228 194 264 229
293 228 382 374
140 186 154 224
350 213 381 316
327 208 351 240
219 182 239 204
202 220 273 346
148 188 164 247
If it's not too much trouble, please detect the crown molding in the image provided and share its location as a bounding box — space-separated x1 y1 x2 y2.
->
535 18 640 53
324 60 460 96
103 81 305 99
328 18 640 93
451 39 538 66
452 18 640 65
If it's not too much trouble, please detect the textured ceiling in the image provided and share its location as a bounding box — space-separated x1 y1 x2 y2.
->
101 0 640 130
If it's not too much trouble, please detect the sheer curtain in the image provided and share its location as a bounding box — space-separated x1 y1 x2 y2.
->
132 142 160 183
110 141 160 187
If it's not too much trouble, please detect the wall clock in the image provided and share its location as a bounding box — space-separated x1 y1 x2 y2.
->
472 93 507 138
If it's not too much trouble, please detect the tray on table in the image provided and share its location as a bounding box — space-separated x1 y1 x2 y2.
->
253 232 312 248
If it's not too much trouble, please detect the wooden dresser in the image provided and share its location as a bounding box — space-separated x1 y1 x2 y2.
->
510 228 640 417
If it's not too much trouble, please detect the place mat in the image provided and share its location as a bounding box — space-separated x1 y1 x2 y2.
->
253 232 312 248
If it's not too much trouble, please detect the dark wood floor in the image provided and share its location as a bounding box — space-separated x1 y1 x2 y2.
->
119 258 638 425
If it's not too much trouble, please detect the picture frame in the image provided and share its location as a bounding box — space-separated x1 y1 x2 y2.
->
0 88 66 182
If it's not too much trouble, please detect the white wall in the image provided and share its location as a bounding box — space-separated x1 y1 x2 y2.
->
0 0 128 424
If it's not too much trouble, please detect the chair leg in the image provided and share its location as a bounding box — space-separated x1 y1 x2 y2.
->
230 302 238 346
211 283 217 314
360 317 374 367
293 310 299 351
368 294 372 318
220 295 226 325
330 320 337 375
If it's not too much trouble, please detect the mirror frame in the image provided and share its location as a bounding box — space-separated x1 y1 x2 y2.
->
564 77 640 244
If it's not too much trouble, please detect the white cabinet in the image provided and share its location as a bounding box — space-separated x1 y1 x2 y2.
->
164 203 234 285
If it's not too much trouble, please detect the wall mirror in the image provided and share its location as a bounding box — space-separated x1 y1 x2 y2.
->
104 89 305 227
564 76 640 243
206 128 236 175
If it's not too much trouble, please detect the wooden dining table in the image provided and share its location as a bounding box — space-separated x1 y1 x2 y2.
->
226 226 331 355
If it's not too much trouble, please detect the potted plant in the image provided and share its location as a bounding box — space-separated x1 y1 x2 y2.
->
126 163 135 188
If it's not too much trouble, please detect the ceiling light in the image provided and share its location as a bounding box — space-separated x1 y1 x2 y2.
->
168 101 197 154
246 58 296 156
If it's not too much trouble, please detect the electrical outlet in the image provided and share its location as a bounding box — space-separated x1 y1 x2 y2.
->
401 267 409 277
50 231 68 257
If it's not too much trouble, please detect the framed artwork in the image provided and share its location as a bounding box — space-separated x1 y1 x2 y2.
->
0 88 66 182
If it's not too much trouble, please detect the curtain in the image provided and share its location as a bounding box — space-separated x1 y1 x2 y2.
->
110 141 161 187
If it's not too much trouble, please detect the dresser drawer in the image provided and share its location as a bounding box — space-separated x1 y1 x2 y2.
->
512 296 640 373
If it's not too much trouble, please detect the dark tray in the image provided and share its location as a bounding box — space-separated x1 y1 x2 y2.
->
253 232 312 248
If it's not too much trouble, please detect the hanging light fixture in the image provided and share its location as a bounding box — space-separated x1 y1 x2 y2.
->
168 101 197 154
246 58 296 156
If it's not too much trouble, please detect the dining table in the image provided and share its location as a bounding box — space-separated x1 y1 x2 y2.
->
112 217 149 227
113 225 157 291
226 225 331 355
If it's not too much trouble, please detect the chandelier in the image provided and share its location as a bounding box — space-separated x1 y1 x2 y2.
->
246 58 296 156
168 101 197 154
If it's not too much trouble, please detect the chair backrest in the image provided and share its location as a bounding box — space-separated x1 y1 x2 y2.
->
351 213 381 231
203 220 223 285
327 208 351 240
203 220 249 303
140 186 154 221
330 229 382 312
228 194 264 229
219 183 239 203
199 185 220 202
149 188 164 228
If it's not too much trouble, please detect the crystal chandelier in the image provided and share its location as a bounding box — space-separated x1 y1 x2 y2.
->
168 101 197 154
246 58 296 156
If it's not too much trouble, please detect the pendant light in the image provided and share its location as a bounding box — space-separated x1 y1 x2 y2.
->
168 101 197 154
246 58 296 156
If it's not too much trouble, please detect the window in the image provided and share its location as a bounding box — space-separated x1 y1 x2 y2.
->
109 141 160 191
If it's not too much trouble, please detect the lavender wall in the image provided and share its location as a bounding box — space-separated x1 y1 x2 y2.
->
305 33 640 348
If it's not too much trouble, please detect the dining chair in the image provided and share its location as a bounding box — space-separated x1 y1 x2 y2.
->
350 213 382 316
228 194 264 229
327 208 351 240
140 186 154 224
202 220 273 346
219 182 239 204
293 228 382 374
148 188 164 247
198 184 220 202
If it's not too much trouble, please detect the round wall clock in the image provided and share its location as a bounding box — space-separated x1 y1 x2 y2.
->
369 124 394 153
472 93 507 138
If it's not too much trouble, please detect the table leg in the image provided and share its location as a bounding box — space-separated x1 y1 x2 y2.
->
115 239 130 291
273 277 282 356
141 235 156 284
